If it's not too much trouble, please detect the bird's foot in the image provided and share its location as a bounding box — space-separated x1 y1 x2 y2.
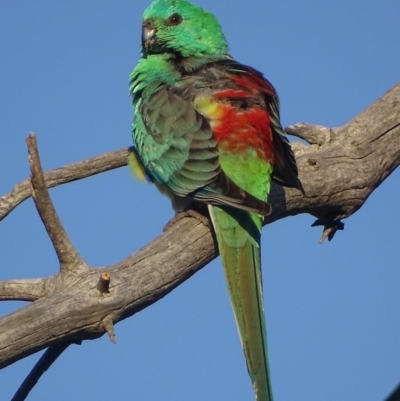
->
163 209 210 232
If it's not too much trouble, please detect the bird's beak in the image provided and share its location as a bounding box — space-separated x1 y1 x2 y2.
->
142 19 160 53
142 27 155 49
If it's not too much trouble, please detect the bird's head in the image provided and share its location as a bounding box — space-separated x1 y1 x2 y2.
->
141 0 229 59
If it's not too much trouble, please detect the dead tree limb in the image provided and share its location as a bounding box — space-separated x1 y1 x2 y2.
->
0 83 399 375
0 148 129 222
11 343 71 401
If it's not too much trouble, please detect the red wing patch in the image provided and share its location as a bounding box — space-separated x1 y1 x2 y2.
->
214 89 250 99
211 95 274 163
230 70 276 98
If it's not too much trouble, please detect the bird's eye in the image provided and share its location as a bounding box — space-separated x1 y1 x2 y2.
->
167 13 183 26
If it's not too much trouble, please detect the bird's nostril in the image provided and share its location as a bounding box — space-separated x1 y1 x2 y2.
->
143 19 155 30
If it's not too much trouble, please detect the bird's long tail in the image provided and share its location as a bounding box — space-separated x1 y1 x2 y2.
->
208 204 273 401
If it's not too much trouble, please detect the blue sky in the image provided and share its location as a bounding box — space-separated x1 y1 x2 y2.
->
1 1 399 400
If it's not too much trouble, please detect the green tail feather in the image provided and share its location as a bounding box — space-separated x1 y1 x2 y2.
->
208 205 273 401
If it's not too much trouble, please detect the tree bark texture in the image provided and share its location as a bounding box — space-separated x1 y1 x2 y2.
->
0 83 399 370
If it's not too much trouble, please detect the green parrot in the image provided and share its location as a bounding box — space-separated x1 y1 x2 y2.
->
128 1 303 400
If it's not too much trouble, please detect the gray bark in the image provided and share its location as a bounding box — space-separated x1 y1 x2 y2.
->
0 83 399 370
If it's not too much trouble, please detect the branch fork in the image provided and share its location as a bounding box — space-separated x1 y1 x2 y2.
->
0 84 399 400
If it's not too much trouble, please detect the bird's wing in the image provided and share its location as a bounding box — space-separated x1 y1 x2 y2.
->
134 84 272 215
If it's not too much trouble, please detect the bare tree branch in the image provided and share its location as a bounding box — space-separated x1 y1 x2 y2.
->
265 83 400 238
0 148 129 222
11 343 71 401
0 279 49 302
385 382 400 401
26 134 89 274
0 83 399 381
285 123 335 146
0 216 216 369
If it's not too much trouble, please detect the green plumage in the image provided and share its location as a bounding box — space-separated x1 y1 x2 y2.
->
209 205 272 399
129 1 302 400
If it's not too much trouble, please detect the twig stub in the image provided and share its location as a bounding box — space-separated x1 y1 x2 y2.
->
97 273 111 294
312 218 345 243
102 317 117 344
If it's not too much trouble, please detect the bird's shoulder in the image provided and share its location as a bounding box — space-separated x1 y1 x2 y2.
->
171 59 303 192
170 59 276 106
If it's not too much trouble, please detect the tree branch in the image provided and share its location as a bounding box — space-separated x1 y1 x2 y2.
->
27 134 88 274
0 216 216 368
0 279 48 302
11 343 71 401
0 83 399 374
385 382 400 401
0 148 129 222
265 83 400 239
285 123 335 146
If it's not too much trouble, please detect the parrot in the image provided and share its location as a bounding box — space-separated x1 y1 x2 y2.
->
128 1 303 400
